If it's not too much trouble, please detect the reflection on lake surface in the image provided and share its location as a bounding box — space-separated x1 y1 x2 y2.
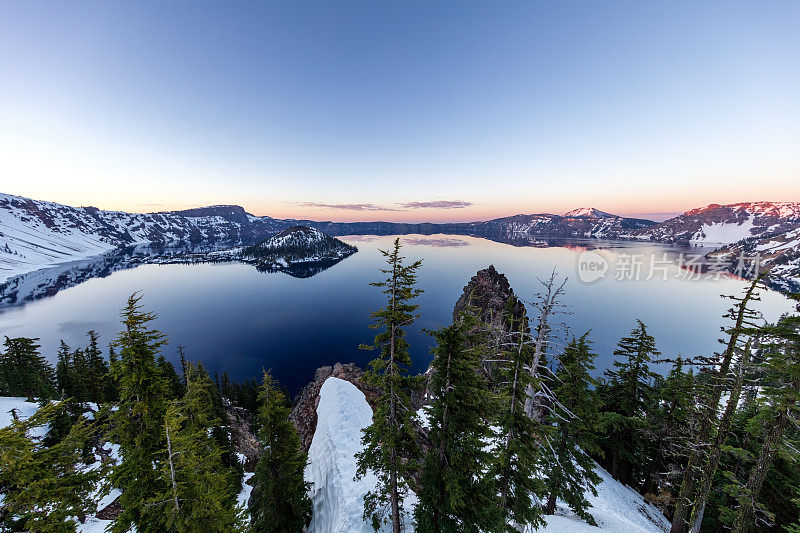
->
0 235 794 394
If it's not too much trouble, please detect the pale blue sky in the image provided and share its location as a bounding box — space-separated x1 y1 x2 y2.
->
1 1 798 221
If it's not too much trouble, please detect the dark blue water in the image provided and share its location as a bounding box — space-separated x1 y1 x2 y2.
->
0 235 794 394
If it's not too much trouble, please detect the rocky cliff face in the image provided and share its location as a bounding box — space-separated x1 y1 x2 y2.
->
434 265 529 390
225 398 261 471
452 264 526 335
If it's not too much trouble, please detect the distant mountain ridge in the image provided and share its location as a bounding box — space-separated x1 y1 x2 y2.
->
2 192 799 288
632 202 800 245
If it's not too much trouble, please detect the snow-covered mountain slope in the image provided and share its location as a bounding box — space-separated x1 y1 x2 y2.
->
543 465 669 532
708 226 800 291
564 207 616 219
0 193 289 282
469 209 656 240
305 377 668 533
634 202 800 245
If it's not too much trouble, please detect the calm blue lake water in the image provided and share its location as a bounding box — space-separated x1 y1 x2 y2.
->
0 234 794 394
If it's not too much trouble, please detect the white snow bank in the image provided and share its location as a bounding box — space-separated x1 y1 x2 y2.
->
305 377 415 533
543 465 669 532
238 472 255 515
305 377 378 533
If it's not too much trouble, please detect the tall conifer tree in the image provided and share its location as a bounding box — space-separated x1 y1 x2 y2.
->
0 336 56 401
85 330 109 403
152 362 245 532
109 293 171 533
355 238 422 533
415 312 502 532
490 316 546 531
671 279 763 533
731 304 800 533
600 320 660 486
250 371 312 532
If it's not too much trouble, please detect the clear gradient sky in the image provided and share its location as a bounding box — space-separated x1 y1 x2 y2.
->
1 2 799 222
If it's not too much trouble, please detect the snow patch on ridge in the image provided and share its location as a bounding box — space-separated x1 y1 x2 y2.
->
690 219 756 245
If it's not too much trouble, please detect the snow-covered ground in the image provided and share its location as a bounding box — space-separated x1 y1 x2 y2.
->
542 466 668 532
0 396 50 439
305 379 669 533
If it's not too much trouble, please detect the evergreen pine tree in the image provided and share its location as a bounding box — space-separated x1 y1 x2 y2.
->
671 279 763 533
250 371 312 532
158 353 185 399
415 312 503 532
0 336 56 401
104 342 120 402
109 293 171 533
151 362 246 532
731 305 800 533
600 320 660 487
177 345 188 387
85 330 109 403
0 401 102 532
490 315 546 531
640 356 696 502
788 488 800 533
542 333 602 525
56 340 73 398
70 347 89 403
355 238 422 533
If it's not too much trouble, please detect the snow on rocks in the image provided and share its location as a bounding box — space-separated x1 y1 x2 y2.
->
304 377 415 533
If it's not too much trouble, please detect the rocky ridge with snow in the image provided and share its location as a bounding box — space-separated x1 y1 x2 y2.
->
3 193 799 289
632 202 800 289
0 193 653 284
0 192 293 282
632 202 800 245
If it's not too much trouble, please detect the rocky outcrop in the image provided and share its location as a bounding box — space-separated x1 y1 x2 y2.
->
435 265 529 390
225 399 261 471
290 363 371 452
452 264 526 335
